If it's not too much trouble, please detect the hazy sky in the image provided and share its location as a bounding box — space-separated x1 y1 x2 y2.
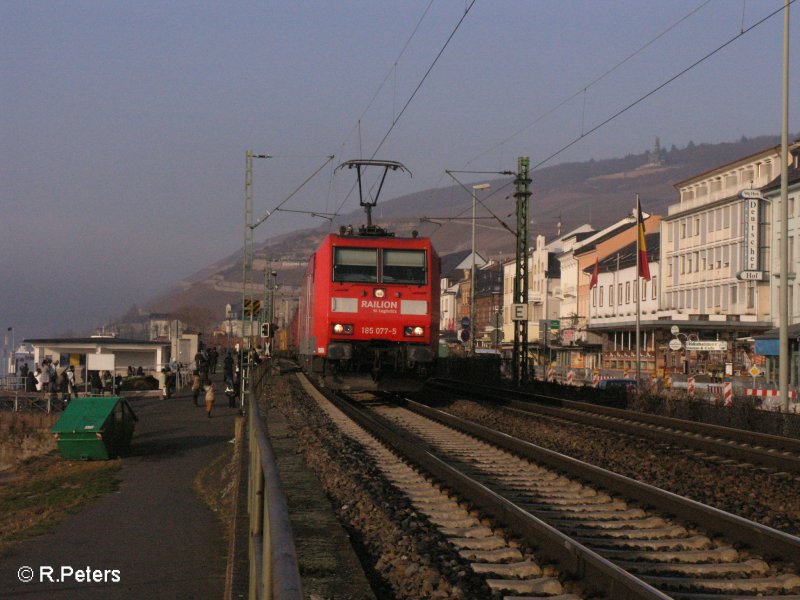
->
2 0 798 343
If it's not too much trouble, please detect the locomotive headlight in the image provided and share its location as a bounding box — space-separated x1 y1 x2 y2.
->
333 323 354 335
374 288 386 298
404 326 425 337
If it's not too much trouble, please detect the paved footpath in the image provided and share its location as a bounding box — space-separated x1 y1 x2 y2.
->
0 376 239 599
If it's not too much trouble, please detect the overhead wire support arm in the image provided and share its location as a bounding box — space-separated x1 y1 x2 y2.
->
275 207 337 221
445 169 517 237
252 155 336 230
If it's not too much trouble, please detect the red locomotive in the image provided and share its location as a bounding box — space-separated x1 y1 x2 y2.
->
297 160 440 389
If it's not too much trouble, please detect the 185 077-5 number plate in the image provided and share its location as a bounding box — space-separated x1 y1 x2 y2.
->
361 326 397 335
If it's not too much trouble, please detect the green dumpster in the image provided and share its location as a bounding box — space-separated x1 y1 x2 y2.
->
52 396 138 460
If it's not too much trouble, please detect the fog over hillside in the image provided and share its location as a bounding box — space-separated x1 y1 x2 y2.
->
133 134 791 326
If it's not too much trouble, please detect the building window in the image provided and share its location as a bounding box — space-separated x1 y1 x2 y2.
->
598 286 603 307
687 254 693 272
681 222 686 239
625 281 630 303
618 283 623 305
694 218 700 236
747 285 755 309
609 285 614 306
724 206 731 228
641 280 647 301
652 276 657 300
667 260 673 277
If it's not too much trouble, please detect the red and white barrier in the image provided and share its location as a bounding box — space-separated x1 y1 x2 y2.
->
547 366 555 383
592 372 600 387
745 388 797 398
566 370 574 386
723 381 733 407
687 376 695 398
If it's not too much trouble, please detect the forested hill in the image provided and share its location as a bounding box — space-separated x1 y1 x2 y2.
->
138 134 790 324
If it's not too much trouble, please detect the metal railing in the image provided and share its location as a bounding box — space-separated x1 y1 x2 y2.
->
246 361 303 600
0 393 59 413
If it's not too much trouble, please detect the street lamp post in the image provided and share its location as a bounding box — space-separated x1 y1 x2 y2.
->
471 183 490 354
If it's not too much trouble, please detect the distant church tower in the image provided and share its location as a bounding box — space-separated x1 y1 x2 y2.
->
648 137 664 167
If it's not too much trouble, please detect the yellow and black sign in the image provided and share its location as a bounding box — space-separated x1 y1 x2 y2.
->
243 299 261 317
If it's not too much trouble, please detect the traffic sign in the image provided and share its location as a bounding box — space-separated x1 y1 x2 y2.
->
685 340 728 352
459 328 470 342
461 316 471 328
511 303 528 321
550 319 560 330
668 339 682 351
670 325 680 336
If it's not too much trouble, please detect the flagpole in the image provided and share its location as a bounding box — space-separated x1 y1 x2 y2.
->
635 195 641 383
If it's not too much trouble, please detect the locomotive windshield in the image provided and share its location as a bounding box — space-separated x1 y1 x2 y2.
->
333 248 378 282
382 249 427 284
333 247 427 285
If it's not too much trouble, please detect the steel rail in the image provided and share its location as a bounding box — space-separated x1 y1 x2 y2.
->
326 389 671 600
405 397 800 566
247 362 303 600
427 377 800 473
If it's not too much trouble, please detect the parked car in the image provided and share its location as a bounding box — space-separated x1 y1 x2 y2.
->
597 378 637 392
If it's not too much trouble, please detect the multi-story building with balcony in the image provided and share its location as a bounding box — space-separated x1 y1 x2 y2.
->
557 212 657 369
586 232 661 375
657 143 797 375
758 148 800 383
501 226 593 359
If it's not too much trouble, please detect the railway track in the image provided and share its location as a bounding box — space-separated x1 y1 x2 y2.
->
297 374 800 599
425 378 800 475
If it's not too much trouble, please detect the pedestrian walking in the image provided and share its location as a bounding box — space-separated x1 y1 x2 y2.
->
191 370 201 407
223 351 233 383
204 381 215 418
65 365 76 405
39 361 51 395
25 369 36 392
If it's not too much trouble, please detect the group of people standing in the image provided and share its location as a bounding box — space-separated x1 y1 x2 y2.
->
19 359 78 407
189 346 238 418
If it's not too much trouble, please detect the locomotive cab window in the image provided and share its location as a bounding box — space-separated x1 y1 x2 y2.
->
333 248 378 282
382 249 427 285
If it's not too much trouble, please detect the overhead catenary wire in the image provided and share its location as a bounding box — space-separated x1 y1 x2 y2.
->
428 0 793 238
331 0 479 221
252 155 335 229
530 0 795 172
464 0 714 167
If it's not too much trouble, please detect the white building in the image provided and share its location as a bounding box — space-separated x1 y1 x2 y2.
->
587 233 661 374
767 149 800 325
438 250 486 338
501 226 594 351
657 143 797 374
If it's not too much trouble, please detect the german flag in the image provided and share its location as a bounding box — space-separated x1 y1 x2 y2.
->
637 197 651 281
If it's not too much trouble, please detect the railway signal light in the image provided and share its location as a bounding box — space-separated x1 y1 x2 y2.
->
261 322 278 337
